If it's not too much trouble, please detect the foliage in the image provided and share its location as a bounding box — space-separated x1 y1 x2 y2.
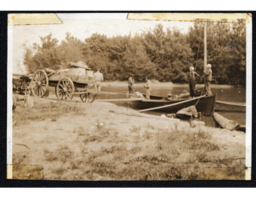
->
187 20 246 85
23 22 246 85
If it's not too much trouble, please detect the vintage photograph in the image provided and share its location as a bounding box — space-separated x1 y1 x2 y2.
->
8 13 251 180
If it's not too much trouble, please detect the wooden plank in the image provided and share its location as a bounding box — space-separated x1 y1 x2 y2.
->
139 96 205 112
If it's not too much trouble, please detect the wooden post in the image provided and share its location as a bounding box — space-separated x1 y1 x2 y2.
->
204 22 207 71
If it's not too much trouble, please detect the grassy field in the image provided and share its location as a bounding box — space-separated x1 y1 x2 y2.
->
12 95 245 180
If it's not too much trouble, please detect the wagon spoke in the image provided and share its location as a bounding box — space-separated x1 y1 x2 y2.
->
34 73 39 80
80 93 88 102
41 86 46 93
30 82 36 89
64 92 68 100
61 80 67 86
41 80 46 86
67 86 72 91
58 89 63 97
58 84 64 89
61 81 67 88
61 92 64 100
40 87 43 96
38 72 42 81
32 85 37 91
40 72 44 80
38 87 42 96
37 86 40 96
33 85 38 91
40 72 46 81
57 88 65 100
33 86 38 95
58 91 62 99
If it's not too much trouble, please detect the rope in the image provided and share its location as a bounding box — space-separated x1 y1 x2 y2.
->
194 87 205 107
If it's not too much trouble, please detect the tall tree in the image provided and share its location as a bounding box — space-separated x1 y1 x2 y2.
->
24 33 61 72
58 32 85 66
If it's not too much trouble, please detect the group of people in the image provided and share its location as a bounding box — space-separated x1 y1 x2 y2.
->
128 76 152 100
92 68 152 100
93 68 152 99
92 63 212 99
127 63 213 100
188 64 212 97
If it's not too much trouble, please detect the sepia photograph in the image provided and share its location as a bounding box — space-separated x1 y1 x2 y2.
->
7 13 252 181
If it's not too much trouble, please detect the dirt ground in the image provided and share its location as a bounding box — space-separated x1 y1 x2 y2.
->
12 95 246 180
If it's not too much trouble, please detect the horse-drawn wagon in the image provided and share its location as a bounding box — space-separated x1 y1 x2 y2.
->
13 61 97 103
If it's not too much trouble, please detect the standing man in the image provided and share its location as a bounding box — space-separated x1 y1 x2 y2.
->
143 77 152 100
94 68 104 92
188 66 199 98
204 64 212 96
128 76 135 95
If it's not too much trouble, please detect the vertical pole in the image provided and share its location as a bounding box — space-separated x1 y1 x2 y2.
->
204 22 207 71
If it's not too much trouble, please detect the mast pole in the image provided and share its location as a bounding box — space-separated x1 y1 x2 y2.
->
204 22 207 71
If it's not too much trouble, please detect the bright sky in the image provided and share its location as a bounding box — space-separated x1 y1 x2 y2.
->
11 13 194 74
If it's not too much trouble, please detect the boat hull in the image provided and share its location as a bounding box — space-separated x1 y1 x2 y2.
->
130 94 216 116
215 101 245 112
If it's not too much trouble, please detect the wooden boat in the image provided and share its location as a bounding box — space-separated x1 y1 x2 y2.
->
130 94 216 116
215 100 245 112
177 87 246 113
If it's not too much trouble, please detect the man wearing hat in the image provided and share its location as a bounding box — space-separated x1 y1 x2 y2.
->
188 66 199 98
204 64 213 96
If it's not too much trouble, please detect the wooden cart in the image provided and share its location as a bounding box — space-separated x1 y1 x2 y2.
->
30 62 97 103
13 74 33 95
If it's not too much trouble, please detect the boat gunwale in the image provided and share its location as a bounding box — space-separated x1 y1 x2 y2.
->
140 94 215 103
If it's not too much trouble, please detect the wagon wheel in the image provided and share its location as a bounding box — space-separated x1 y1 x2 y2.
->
30 70 49 97
80 93 95 103
56 78 74 101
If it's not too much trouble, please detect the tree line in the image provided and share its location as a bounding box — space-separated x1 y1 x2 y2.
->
23 19 246 85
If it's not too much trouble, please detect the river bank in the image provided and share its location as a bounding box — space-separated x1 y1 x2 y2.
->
12 96 245 180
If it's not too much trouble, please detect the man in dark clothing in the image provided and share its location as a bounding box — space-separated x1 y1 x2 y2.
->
188 66 199 97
